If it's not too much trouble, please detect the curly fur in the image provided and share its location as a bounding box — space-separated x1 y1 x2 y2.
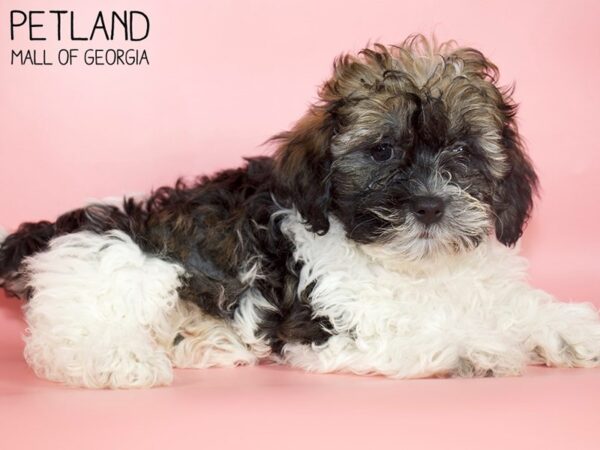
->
281 211 600 377
0 35 598 388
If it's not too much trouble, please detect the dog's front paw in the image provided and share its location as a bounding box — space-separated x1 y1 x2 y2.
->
451 339 526 378
451 354 525 378
530 302 600 368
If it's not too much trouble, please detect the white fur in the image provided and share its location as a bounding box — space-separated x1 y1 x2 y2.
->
160 301 257 369
232 288 275 359
23 231 184 388
279 211 600 377
18 212 600 388
22 230 260 388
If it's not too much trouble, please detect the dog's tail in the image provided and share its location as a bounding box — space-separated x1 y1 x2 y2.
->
0 221 57 298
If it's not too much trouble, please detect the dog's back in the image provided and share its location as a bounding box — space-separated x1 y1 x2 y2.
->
0 201 145 298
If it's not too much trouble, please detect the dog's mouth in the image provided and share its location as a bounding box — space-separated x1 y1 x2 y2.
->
418 230 432 239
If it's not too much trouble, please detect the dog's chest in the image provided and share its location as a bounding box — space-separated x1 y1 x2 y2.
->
281 212 526 333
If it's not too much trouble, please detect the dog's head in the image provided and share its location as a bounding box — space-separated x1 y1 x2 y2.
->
273 36 538 260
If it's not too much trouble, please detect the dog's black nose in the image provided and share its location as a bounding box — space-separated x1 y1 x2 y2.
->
410 196 445 225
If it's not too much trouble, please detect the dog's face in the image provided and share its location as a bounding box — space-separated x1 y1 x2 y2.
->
275 37 538 260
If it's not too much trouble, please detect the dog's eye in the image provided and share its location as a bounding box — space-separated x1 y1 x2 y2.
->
370 143 394 162
449 145 465 154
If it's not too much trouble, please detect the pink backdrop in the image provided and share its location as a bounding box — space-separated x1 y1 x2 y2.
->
1 2 600 448
1 0 599 301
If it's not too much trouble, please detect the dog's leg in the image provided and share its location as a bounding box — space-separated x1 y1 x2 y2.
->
281 324 527 379
23 230 184 388
508 286 600 368
282 289 600 378
162 301 258 369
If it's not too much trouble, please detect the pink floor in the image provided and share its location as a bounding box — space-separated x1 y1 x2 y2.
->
2 293 600 449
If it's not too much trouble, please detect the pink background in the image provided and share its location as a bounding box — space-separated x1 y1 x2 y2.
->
1 1 599 449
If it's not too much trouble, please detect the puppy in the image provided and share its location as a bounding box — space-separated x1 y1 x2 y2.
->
1 35 599 388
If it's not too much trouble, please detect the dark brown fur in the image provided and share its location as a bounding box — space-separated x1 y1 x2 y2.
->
0 36 538 352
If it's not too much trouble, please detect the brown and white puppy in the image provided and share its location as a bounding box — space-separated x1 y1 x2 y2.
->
1 36 598 388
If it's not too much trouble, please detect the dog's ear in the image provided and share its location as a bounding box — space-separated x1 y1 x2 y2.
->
448 46 539 246
492 109 538 246
272 107 336 235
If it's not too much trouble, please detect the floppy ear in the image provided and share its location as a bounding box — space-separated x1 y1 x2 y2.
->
272 107 336 235
493 118 538 246
448 46 538 246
